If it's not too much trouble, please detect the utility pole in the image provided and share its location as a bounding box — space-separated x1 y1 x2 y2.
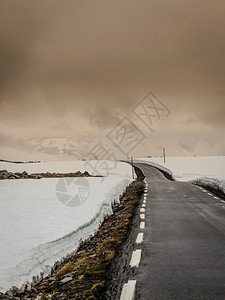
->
131 157 135 179
163 147 166 163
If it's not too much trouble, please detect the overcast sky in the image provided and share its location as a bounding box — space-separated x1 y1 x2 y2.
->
0 0 225 161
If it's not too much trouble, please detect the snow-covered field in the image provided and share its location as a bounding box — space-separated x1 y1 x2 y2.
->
0 160 133 293
135 156 225 194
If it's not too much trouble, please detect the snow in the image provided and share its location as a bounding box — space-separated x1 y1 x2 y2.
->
0 160 133 293
134 156 225 194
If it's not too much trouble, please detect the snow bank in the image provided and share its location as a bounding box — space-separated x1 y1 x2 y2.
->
134 156 225 182
0 174 132 292
134 156 225 196
189 177 225 196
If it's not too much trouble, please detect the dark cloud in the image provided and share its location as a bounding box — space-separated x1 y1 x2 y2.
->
0 0 225 159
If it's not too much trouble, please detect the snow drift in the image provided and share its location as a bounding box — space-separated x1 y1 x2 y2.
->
0 160 133 293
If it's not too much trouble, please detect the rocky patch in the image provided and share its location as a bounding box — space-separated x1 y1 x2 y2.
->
0 170 96 180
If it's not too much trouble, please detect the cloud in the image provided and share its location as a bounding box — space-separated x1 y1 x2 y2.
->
0 0 225 159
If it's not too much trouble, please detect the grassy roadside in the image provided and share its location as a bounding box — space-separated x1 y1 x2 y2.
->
12 167 144 300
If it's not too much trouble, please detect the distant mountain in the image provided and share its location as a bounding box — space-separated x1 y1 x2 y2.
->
29 137 111 160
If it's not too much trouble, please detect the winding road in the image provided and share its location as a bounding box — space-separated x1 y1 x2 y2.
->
120 163 225 300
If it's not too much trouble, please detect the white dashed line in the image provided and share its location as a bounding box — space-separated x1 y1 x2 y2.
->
136 232 144 244
142 203 146 207
140 213 145 219
143 199 146 204
214 196 219 199
140 221 145 229
120 280 136 300
130 249 142 267
140 208 145 213
207 193 212 196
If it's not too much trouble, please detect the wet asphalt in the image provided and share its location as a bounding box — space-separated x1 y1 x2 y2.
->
134 163 225 300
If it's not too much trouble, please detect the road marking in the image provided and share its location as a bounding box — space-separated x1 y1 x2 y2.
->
143 199 146 204
140 208 145 213
140 213 145 219
140 221 145 229
222 206 225 209
220 200 225 203
142 203 146 207
120 280 136 300
207 193 212 196
214 196 219 199
130 249 142 267
136 232 144 244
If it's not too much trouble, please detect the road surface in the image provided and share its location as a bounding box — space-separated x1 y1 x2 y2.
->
122 163 225 300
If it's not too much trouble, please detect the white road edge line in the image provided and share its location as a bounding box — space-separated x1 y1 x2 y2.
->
140 213 145 219
130 249 142 267
136 232 144 244
140 221 145 229
120 280 136 300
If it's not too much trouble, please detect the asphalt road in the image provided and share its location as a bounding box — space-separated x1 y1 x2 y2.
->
134 163 225 300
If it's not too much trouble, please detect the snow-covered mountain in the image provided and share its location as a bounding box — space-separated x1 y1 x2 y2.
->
29 137 110 160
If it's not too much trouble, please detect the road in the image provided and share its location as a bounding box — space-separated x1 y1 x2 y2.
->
122 163 225 300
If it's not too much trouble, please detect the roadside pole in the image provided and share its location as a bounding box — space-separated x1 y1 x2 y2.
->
163 147 166 163
131 157 135 179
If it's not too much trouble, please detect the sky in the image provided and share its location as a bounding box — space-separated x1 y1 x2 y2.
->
0 0 225 161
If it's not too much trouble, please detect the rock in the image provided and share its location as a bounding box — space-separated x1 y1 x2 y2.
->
45 172 52 177
60 276 73 284
28 174 36 178
0 170 10 179
13 174 20 179
0 170 9 175
0 292 20 299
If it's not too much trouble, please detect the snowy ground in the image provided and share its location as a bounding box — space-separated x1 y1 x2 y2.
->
0 160 133 293
135 156 225 194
